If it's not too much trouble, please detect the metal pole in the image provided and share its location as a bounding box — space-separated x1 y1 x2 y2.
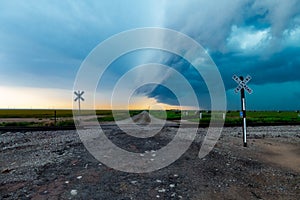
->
240 76 247 147
78 99 81 112
78 90 81 114
54 110 57 126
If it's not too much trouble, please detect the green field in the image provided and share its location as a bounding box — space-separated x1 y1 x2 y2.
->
0 109 143 127
225 111 300 125
0 109 299 127
0 109 113 118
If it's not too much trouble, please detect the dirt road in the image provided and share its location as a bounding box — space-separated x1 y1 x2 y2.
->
0 125 299 199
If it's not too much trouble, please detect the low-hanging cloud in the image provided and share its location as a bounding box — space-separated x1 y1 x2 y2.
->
139 0 300 108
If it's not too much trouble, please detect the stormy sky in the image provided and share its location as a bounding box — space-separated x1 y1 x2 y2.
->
0 0 299 110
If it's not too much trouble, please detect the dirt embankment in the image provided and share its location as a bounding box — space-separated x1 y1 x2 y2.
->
251 138 300 172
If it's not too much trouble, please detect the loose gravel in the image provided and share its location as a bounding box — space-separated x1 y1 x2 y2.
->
0 125 299 199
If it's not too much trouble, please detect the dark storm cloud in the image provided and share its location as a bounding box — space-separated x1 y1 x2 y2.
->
141 0 300 108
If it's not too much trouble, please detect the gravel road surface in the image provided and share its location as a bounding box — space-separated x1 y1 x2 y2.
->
1 125 300 199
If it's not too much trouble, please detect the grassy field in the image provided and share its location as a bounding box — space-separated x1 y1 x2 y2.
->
0 109 299 127
0 109 144 127
188 110 300 125
225 111 300 125
0 109 114 118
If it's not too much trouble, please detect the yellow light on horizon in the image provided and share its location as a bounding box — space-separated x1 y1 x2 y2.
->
0 86 198 110
0 86 72 109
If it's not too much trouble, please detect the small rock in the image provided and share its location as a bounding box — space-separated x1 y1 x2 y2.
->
173 174 178 177
77 176 82 179
131 181 137 184
71 160 78 165
158 188 166 193
169 184 175 188
156 179 162 183
156 195 160 198
65 181 69 184
70 189 78 196
140 154 145 157
1 168 13 174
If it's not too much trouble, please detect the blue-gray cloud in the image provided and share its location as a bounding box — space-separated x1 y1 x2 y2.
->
0 0 299 109
141 0 300 109
0 0 164 88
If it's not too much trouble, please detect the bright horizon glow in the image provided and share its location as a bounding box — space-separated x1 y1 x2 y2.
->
0 86 71 109
0 86 194 110
1 83 299 111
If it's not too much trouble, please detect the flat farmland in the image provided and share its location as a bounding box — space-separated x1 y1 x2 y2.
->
0 110 300 128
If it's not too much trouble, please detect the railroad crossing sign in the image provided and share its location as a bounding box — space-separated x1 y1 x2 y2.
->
233 75 252 94
74 90 84 111
233 75 253 147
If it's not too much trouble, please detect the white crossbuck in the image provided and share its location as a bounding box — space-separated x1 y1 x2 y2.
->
232 75 253 94
74 91 85 102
